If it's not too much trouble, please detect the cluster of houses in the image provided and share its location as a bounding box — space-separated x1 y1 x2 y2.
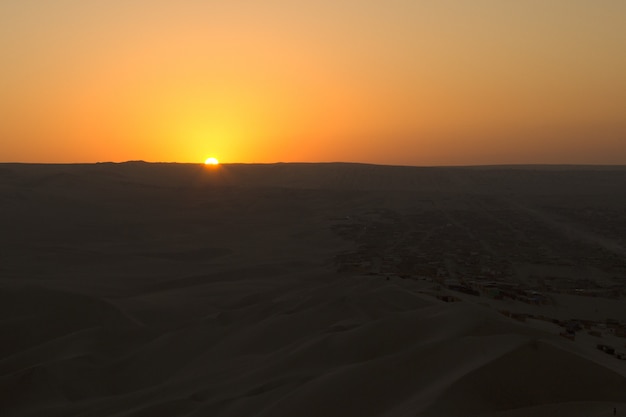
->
332 210 626 360
497 312 626 360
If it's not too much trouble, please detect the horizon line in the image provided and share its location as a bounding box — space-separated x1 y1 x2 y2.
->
2 160 626 169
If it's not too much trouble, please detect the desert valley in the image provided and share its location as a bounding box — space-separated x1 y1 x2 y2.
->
1 162 625 416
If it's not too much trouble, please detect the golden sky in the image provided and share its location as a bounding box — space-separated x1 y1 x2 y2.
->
1 1 625 165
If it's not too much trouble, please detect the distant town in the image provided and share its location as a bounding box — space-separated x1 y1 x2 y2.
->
333 203 626 361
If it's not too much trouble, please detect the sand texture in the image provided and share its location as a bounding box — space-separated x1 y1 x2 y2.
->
1 162 626 416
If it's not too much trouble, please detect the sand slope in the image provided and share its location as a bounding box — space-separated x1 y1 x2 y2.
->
1 162 625 416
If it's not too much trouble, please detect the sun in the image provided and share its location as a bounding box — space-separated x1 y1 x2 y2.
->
204 157 219 165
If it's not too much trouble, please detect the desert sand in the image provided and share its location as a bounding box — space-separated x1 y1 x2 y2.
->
1 162 625 416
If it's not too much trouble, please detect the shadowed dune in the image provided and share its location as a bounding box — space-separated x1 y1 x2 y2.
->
1 162 625 416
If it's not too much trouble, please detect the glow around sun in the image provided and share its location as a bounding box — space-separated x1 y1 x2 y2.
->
205 157 219 165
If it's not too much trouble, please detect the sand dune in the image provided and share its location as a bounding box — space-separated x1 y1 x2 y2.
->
1 163 625 416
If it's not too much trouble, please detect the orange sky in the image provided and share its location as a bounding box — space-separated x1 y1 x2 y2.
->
1 1 625 165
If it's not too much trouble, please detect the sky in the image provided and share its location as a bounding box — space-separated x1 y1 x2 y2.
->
1 0 625 165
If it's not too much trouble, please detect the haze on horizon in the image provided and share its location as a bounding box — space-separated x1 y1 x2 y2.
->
1 1 625 166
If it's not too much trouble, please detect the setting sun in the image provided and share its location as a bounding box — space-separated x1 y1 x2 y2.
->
205 157 219 165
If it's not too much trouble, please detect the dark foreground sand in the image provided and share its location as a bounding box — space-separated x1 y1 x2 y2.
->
1 162 625 416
